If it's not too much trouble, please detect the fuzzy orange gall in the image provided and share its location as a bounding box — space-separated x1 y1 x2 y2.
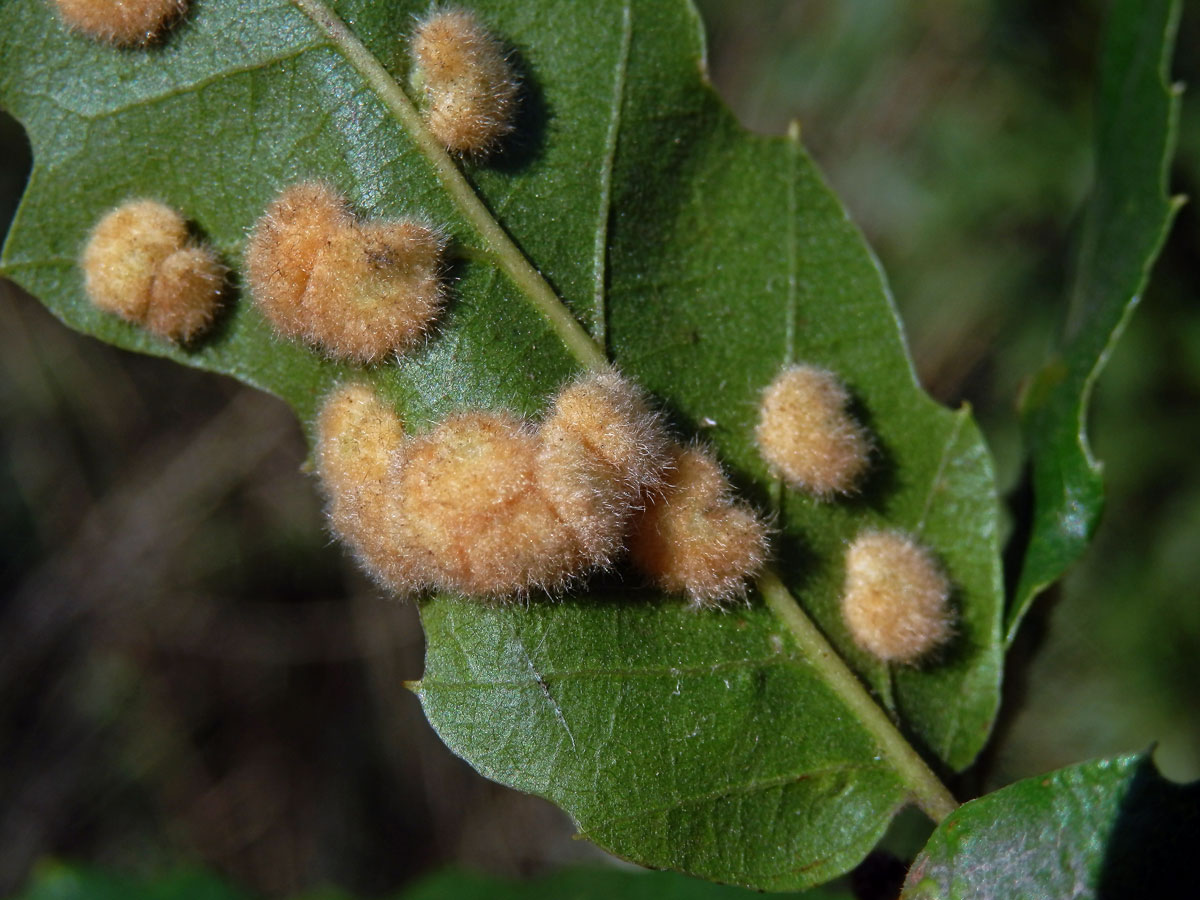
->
52 0 187 45
315 371 673 600
397 411 583 597
841 529 953 664
315 383 422 594
537 370 671 564
756 364 872 498
316 383 405 505
81 199 225 342
411 8 519 155
245 183 350 337
245 183 447 364
630 444 769 608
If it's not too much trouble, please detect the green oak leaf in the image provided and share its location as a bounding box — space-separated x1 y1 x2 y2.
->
1008 0 1183 645
902 753 1200 899
14 861 249 900
0 0 1004 889
398 866 850 900
14 861 851 900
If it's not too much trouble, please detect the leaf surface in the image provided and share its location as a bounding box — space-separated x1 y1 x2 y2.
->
0 0 1004 889
902 753 1200 899
1008 0 1182 643
399 866 850 900
15 862 248 900
14 861 850 900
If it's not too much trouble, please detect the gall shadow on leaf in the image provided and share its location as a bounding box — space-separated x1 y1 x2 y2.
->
841 391 899 515
481 45 549 176
436 247 470 322
927 578 971 671
891 579 978 774
767 523 820 602
566 568 670 608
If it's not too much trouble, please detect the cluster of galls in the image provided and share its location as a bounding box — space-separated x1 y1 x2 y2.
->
756 364 954 664
317 372 768 606
76 8 517 358
70 3 954 660
80 199 225 342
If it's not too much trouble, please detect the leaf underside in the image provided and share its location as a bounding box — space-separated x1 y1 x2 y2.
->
903 753 1200 900
0 0 1004 889
1009 0 1181 644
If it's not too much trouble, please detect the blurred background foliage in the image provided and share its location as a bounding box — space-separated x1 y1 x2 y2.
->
0 0 1197 896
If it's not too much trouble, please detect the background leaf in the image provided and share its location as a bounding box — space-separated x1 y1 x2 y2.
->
399 866 850 900
14 862 249 900
902 753 1200 899
1008 0 1182 644
0 0 1004 889
13 862 852 900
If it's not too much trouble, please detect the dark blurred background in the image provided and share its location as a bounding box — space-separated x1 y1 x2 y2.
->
2 0 1198 896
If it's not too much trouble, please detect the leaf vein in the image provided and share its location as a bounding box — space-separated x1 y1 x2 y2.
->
583 762 883 834
589 1 632 355
516 633 577 752
915 406 967 535
73 45 317 120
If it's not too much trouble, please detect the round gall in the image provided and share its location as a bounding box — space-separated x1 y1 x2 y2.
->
631 444 769 608
398 411 581 596
538 370 670 564
411 8 519 156
841 529 953 664
316 383 421 594
756 364 872 498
